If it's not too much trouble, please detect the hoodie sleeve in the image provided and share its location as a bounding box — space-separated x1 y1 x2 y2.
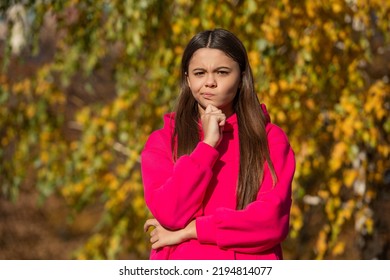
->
196 124 295 254
141 130 219 230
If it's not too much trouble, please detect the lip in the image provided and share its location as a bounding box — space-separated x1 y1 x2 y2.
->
201 93 215 99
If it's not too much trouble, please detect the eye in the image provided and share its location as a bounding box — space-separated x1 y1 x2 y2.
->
217 70 229 76
193 71 205 77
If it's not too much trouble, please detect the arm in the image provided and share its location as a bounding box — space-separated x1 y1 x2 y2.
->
141 132 219 230
144 219 197 249
142 106 225 230
195 125 295 254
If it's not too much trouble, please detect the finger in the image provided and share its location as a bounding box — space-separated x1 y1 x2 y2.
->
208 105 221 113
151 241 163 250
150 228 157 237
144 219 152 232
209 106 219 112
144 219 159 232
209 113 225 125
206 112 224 119
218 115 226 126
205 104 213 113
150 235 159 243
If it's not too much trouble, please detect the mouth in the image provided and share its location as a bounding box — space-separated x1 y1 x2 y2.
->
201 93 215 99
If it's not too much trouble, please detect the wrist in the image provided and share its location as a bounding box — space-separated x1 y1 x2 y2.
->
183 220 197 241
202 140 216 148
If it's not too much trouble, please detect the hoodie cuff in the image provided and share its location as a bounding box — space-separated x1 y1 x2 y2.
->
190 142 219 168
196 215 217 244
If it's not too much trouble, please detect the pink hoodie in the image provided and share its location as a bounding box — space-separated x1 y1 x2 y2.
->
141 104 295 260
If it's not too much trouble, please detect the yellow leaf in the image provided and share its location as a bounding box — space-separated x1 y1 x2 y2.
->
248 51 260 68
278 80 289 91
269 82 278 96
329 178 341 195
305 99 315 110
305 1 317 18
329 142 346 171
315 227 329 259
332 241 345 256
365 218 374 234
191 18 200 28
318 190 330 200
276 111 287 122
343 169 357 188
174 46 183 55
332 2 342 13
172 23 182 35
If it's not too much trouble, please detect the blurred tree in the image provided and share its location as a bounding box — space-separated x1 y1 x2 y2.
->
0 0 389 259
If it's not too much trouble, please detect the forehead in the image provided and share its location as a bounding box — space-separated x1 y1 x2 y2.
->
189 48 237 68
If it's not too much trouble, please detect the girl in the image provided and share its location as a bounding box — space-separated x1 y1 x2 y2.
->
141 28 295 260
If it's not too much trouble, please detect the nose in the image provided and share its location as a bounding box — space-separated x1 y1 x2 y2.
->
205 74 217 88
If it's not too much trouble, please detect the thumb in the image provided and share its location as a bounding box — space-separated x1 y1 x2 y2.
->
219 117 226 127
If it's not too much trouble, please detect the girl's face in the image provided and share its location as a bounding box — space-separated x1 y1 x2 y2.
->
187 48 241 117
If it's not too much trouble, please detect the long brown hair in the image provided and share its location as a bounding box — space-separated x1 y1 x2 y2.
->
172 28 277 210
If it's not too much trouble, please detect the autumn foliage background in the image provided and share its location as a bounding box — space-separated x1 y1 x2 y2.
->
0 0 389 260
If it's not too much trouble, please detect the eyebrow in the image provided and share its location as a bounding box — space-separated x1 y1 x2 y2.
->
191 66 232 72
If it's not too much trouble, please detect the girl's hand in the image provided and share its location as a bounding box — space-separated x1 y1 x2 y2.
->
144 219 197 249
201 104 226 147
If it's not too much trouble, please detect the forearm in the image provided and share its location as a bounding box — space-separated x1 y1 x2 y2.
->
145 219 197 249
